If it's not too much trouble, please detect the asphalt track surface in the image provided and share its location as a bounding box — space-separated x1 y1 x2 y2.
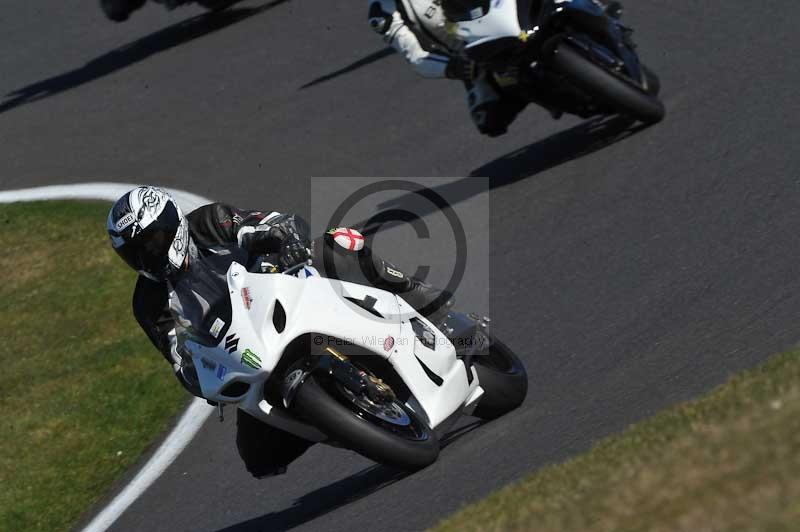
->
2 1 800 531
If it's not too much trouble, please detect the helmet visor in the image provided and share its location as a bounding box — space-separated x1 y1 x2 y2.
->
113 202 181 280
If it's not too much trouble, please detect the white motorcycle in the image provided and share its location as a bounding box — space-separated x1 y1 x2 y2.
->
180 260 527 469
446 0 665 123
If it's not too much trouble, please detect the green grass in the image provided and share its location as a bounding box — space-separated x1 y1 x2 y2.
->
0 201 187 532
434 350 800 532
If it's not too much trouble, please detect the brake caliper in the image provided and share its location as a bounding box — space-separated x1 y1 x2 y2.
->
364 375 396 403
324 347 396 403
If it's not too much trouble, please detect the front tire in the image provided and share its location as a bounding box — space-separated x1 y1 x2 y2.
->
551 43 665 124
292 375 440 470
472 337 528 420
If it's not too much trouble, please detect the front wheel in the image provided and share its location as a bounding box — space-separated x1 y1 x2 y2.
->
472 337 528 420
292 375 440 470
551 43 665 124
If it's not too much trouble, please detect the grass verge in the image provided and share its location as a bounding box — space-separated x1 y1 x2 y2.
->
433 349 800 532
0 201 187 532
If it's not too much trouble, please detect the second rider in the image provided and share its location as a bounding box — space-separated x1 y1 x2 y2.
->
368 0 526 137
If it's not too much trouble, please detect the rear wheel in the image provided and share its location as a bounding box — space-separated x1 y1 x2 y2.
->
471 337 528 420
551 43 665 124
292 374 440 470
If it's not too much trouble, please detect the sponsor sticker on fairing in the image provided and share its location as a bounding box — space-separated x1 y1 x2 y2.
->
241 349 262 370
210 317 225 338
383 336 395 352
241 287 253 310
216 365 228 380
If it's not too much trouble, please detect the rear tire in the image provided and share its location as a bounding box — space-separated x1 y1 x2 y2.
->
472 338 528 420
292 375 440 470
551 43 665 124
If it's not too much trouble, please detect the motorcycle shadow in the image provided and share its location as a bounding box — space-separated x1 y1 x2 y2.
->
470 114 650 181
300 47 396 90
0 0 288 115
357 116 648 236
213 420 485 532
214 464 406 532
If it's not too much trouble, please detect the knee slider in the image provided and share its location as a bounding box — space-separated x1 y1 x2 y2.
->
326 227 365 251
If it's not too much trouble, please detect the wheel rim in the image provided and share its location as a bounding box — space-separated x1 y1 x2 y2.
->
330 382 431 441
336 383 411 426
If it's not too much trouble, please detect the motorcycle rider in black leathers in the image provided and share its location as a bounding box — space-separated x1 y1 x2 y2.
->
107 186 451 477
367 0 527 137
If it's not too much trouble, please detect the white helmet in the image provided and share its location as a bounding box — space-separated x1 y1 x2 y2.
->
107 186 190 281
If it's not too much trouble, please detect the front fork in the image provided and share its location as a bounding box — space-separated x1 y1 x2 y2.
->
281 347 395 408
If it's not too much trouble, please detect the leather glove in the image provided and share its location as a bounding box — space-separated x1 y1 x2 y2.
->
445 56 477 82
278 235 311 270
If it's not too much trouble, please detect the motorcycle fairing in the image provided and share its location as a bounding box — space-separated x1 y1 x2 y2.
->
186 262 481 437
393 297 481 426
450 0 523 48
454 0 641 82
542 0 644 81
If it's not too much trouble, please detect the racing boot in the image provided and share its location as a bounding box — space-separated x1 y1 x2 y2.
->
397 277 455 327
318 230 455 324
467 72 527 137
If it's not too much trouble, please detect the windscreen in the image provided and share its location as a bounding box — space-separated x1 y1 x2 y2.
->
442 0 491 22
